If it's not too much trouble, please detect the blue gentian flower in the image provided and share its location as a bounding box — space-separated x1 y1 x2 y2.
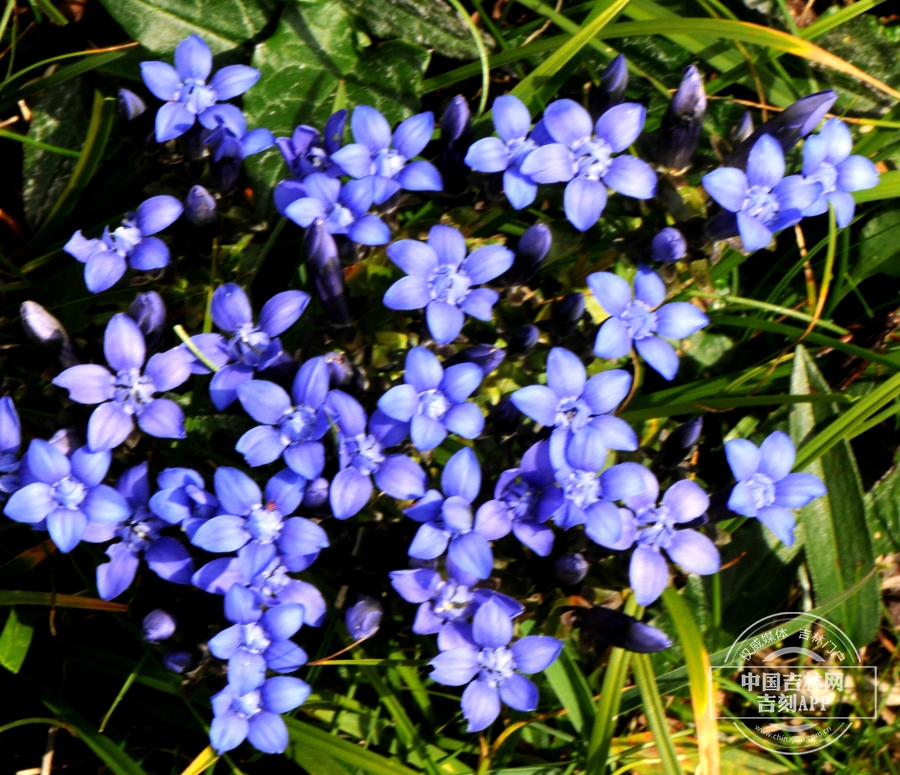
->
725 430 826 546
191 467 329 577
801 118 879 228
53 313 193 452
149 467 219 539
330 106 442 204
543 430 646 544
64 195 183 293
276 110 347 179
202 104 275 192
519 99 657 231
345 596 383 640
140 35 260 143
383 225 513 345
405 448 494 582
189 283 310 410
390 568 523 640
428 599 562 732
3 440 131 553
651 227 687 263
283 172 390 246
589 265 708 381
473 441 558 557
464 95 542 209
209 584 308 695
511 347 637 456
623 465 718 606
325 390 427 520
377 346 484 451
702 134 822 252
235 357 330 478
210 675 311 755
96 462 194 600
0 397 21 501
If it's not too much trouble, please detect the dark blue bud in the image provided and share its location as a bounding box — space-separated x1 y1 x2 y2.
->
506 223 551 285
305 219 351 326
492 397 520 433
552 293 585 326
209 155 242 193
591 54 628 119
655 417 703 472
324 351 353 386
446 344 506 375
303 477 330 509
185 185 217 226
732 111 754 143
21 301 67 346
128 291 166 348
656 65 706 171
726 90 837 169
163 648 194 674
181 124 209 161
442 96 471 145
346 596 383 641
323 109 348 154
554 552 589 585
577 605 672 653
509 324 540 353
117 88 146 120
651 227 687 263
143 609 177 642
440 96 474 196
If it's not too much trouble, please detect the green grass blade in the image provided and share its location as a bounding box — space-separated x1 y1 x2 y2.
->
543 643 596 735
620 393 852 422
854 170 900 203
0 590 128 610
632 653 685 775
0 126 81 157
0 608 34 673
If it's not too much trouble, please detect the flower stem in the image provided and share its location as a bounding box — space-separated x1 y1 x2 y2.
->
173 324 219 373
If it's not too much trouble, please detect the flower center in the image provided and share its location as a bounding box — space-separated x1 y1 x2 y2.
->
326 202 356 233
417 389 450 421
119 515 160 550
232 689 262 718
53 476 86 510
110 221 143 256
241 622 272 653
432 579 474 620
741 185 779 224
114 368 156 415
279 406 318 444
508 137 538 169
478 646 516 684
746 472 776 510
228 324 271 368
808 162 837 194
502 479 537 522
635 505 674 550
556 396 592 431
429 265 471 305
563 469 600 509
574 137 613 180
247 504 283 544
374 149 406 179
178 79 217 115
343 434 384 476
620 301 658 340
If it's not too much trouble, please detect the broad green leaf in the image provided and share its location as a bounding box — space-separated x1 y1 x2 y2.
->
865 452 900 555
337 0 489 59
0 608 33 673
97 0 277 55
543 643 595 735
243 0 429 215
844 204 900 298
789 345 880 646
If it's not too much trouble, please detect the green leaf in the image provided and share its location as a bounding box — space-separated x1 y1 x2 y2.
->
97 0 277 55
789 345 880 646
0 608 33 673
543 643 595 735
631 654 685 775
0 590 128 610
337 0 489 59
846 203 900 294
243 0 429 214
865 452 900 555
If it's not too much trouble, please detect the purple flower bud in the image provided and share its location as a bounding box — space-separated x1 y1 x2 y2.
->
163 648 194 674
591 54 628 119
21 301 67 347
445 344 506 375
506 223 551 285
345 596 383 641
651 227 687 263
324 351 353 386
117 88 146 120
440 96 474 195
509 324 540 353
210 153 242 193
492 397 520 433
303 477 330 509
726 90 836 169
654 417 703 472
442 95 471 145
143 609 177 642
552 293 585 327
305 220 350 326
577 605 672 653
554 552 589 585
732 111 754 143
127 292 166 347
185 185 217 226
656 65 706 171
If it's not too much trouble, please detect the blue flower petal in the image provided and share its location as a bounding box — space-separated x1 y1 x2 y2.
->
746 134 785 190
393 111 433 159
87 402 134 452
519 143 576 184
635 335 679 380
137 398 186 439
396 161 443 192
630 545 669 606
140 61 182 101
155 102 195 142
604 155 657 200
351 105 392 153
175 35 212 81
701 167 748 212
330 467 372 520
52 365 114 405
595 102 646 152
462 679 501 732
465 137 509 173
543 98 592 147
725 438 760 481
492 94 531 142
426 300 465 344
655 302 708 339
210 65 260 100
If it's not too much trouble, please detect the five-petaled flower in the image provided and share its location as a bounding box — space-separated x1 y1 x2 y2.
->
53 313 193 452
383 225 513 345
588 265 708 381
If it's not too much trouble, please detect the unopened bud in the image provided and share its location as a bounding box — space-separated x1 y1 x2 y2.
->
143 609 177 642
303 477 330 509
577 605 672 652
185 185 217 226
445 344 506 375
654 417 703 473
440 96 473 195
163 648 193 674
732 111 754 143
324 351 353 386
651 227 687 263
305 220 351 325
656 65 706 171
345 596 383 641
128 292 166 347
117 88 146 120
21 301 67 347
506 223 551 285
591 54 629 119
552 293 585 326
508 324 540 353
492 397 520 433
554 552 589 585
